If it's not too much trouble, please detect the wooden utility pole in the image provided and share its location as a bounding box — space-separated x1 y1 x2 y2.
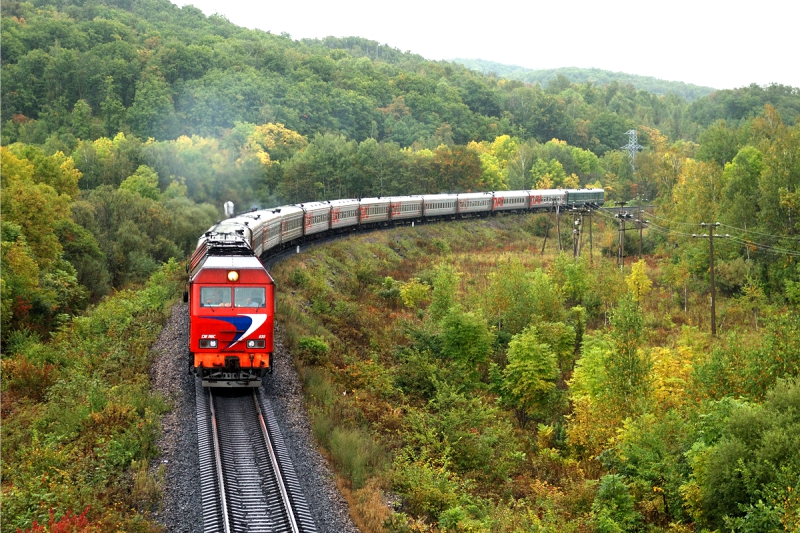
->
588 209 593 263
636 206 649 259
570 207 595 261
614 202 631 268
572 212 581 258
541 211 551 255
556 205 563 252
693 222 730 336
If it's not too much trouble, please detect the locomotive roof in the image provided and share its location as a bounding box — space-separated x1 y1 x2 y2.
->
200 255 266 270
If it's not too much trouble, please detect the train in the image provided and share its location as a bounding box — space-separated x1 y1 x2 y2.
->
187 188 604 387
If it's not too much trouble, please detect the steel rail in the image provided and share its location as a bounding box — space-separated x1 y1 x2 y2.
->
208 390 232 533
252 391 301 533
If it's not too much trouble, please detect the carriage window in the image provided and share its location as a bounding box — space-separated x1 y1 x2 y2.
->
235 287 266 308
201 287 232 307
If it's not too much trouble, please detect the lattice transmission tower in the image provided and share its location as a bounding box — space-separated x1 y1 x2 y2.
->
621 129 643 173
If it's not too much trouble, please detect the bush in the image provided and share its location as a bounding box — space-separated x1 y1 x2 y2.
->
391 450 462 521
297 335 330 365
692 378 800 531
591 474 641 533
399 278 429 309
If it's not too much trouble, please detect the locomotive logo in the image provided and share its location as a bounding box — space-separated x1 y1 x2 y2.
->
199 314 267 348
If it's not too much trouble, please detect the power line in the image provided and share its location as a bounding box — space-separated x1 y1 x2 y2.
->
597 205 800 258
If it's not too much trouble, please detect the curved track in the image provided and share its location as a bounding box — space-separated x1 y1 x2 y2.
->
197 381 317 533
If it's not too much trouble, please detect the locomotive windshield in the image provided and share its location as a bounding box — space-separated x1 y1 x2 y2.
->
235 287 266 308
201 287 232 307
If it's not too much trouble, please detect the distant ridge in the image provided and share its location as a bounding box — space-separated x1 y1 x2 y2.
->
452 59 717 101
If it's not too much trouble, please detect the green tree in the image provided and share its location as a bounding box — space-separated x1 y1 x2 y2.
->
439 307 494 385
591 474 642 533
429 263 459 322
696 119 741 166
719 146 765 230
606 296 650 415
127 71 176 140
497 326 558 428
100 76 126 137
486 257 538 335
688 379 800 531
119 165 161 200
71 99 94 140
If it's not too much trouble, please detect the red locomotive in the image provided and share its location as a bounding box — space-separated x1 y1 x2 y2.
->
187 235 274 387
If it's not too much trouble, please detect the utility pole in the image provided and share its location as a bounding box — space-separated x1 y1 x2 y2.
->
540 212 551 255
588 208 593 263
693 222 730 336
570 206 595 261
556 205 563 252
614 201 632 268
572 212 581 258
636 208 649 260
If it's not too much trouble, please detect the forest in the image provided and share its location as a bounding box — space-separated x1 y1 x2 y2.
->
1 0 800 530
450 60 717 102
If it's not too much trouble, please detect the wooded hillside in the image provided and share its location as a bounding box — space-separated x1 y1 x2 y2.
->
2 0 800 530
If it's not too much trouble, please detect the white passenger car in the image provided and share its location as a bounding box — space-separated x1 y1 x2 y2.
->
359 197 391 225
457 192 493 216
387 196 423 222
423 194 458 218
529 189 566 211
299 201 332 236
492 190 530 212
329 199 360 230
277 206 305 244
248 210 282 256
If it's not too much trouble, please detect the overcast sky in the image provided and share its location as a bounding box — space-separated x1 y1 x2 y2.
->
171 0 799 90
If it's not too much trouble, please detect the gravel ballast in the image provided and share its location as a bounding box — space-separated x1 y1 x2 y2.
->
150 303 359 533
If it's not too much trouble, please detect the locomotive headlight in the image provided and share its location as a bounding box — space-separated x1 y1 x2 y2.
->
209 339 218 348
227 270 239 282
200 339 218 348
247 340 265 348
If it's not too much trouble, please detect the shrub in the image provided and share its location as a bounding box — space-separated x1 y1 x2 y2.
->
391 450 462 521
297 335 330 365
376 276 401 307
399 278 429 309
288 267 311 288
591 474 641 533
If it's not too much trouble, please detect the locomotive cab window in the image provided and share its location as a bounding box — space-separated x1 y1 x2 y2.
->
201 287 232 307
235 287 266 308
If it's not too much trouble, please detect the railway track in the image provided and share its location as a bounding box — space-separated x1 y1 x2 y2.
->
196 381 318 533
